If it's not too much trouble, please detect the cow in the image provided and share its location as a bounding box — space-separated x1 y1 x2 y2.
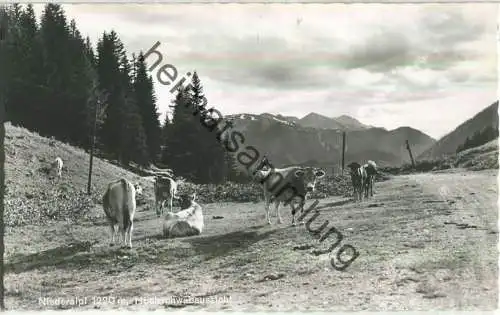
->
253 157 326 226
163 192 204 238
362 160 377 198
347 162 367 202
154 175 184 217
102 178 139 249
50 157 63 180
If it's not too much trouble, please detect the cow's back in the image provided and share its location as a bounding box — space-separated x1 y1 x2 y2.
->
262 166 306 201
103 179 136 225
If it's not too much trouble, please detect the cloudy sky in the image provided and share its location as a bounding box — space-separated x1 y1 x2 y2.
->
33 3 498 139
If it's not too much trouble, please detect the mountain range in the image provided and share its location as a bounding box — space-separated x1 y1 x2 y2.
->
222 101 498 171
224 112 436 169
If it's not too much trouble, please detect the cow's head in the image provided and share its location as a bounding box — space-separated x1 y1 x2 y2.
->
252 156 275 182
294 167 326 193
347 162 361 174
179 192 196 210
134 183 143 196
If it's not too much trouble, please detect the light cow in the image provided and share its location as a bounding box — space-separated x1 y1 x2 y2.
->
51 157 63 180
102 178 142 248
362 160 377 198
154 175 184 217
347 162 367 202
163 192 204 238
253 157 326 226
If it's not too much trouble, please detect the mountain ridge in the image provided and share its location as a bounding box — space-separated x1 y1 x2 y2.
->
224 112 436 168
418 101 499 160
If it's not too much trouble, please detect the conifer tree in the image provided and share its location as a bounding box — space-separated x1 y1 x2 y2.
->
187 72 227 183
133 52 161 163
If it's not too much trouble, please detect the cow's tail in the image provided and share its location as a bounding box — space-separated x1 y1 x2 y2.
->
102 187 113 221
120 179 132 231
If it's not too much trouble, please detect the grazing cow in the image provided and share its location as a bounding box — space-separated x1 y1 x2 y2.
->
347 162 367 202
253 157 326 226
163 192 204 238
50 157 63 180
102 178 138 248
363 160 377 198
154 175 184 217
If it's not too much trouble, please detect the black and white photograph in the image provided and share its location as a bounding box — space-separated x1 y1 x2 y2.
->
0 1 498 311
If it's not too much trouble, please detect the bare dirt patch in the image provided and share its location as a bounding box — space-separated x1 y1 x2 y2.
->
4 169 498 311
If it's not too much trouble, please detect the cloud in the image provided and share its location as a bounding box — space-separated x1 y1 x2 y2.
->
30 3 498 139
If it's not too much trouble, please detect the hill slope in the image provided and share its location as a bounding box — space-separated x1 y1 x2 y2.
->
3 122 155 226
418 101 499 160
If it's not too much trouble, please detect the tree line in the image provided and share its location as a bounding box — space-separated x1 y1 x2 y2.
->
456 125 499 154
1 3 241 184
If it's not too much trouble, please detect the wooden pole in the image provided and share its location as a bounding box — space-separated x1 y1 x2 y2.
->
86 101 98 195
405 139 416 168
341 131 346 175
87 91 107 195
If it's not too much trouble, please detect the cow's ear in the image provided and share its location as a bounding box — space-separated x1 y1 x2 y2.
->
294 169 305 178
191 192 197 201
315 170 326 178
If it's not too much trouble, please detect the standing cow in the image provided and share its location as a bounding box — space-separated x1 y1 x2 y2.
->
253 157 326 226
154 175 184 217
50 157 63 181
363 160 377 198
102 178 141 248
347 162 366 202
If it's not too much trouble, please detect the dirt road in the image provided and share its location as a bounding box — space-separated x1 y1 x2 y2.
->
4 169 498 311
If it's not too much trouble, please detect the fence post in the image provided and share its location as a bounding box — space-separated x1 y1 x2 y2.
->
87 90 108 195
341 131 346 175
405 139 416 169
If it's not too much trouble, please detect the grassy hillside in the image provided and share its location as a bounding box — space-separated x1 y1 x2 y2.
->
418 101 499 160
382 138 498 175
3 122 155 226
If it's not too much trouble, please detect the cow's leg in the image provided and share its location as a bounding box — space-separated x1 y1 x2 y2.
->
109 224 116 246
169 196 173 213
275 200 282 224
264 197 272 225
118 224 126 247
291 200 303 226
127 221 133 249
158 200 166 217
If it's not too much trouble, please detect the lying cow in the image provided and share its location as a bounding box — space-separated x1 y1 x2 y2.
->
163 192 204 238
347 162 366 202
50 157 63 181
154 175 184 217
102 178 142 248
363 160 377 198
253 157 326 226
